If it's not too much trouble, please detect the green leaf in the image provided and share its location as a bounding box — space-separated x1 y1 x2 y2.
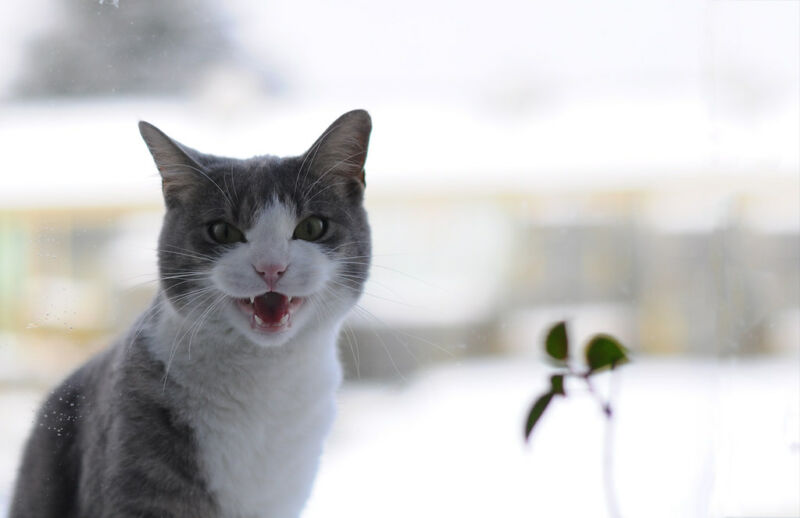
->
545 321 569 361
524 392 554 441
585 334 629 373
550 374 565 396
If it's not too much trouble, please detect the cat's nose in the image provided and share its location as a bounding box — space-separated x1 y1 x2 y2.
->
254 263 288 290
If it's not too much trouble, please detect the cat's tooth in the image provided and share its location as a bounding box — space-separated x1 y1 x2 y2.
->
249 296 255 304
279 313 289 326
254 314 265 326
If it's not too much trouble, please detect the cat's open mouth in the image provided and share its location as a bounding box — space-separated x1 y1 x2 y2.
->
236 292 304 333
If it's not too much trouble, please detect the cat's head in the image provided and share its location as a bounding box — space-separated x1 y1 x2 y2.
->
139 110 371 348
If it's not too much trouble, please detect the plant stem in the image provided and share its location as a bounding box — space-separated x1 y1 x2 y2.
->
569 365 623 517
582 373 612 417
602 369 622 518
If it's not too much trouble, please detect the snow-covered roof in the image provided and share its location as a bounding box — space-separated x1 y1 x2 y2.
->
1 96 796 209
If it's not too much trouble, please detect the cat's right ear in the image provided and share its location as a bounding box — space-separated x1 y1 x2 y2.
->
303 110 372 188
138 121 203 207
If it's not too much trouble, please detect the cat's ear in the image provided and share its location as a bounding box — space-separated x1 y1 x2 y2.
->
305 109 372 187
138 121 204 206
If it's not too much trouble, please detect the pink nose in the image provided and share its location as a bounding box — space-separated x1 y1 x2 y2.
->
254 263 287 289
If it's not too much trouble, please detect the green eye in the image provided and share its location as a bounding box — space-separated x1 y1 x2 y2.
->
208 221 245 244
293 216 327 241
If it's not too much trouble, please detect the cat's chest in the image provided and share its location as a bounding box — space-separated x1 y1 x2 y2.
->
182 339 342 518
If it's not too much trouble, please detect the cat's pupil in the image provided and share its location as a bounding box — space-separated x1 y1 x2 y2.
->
210 222 244 244
294 216 326 241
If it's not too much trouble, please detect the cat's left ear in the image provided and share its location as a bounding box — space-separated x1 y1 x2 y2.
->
305 109 372 187
138 121 206 207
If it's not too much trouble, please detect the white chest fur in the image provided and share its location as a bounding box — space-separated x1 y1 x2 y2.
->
160 324 343 518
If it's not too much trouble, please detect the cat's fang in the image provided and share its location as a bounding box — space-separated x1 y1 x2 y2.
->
239 293 304 333
237 298 256 316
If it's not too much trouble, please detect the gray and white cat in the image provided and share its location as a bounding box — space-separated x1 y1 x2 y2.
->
10 110 372 518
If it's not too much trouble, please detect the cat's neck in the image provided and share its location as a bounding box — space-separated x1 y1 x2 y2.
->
141 292 344 517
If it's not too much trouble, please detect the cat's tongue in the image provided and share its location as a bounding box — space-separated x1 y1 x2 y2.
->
253 292 290 325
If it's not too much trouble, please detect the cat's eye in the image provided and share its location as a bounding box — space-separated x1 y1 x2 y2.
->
293 216 327 241
208 221 245 244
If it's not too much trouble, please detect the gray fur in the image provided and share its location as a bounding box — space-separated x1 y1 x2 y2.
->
10 110 372 518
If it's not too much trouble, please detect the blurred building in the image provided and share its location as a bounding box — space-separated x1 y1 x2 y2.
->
0 101 797 384
0 0 797 384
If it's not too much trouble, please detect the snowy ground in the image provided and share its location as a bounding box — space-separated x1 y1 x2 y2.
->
1 356 798 517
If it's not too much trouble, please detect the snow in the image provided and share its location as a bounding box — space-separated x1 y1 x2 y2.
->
303 357 800 518
0 97 797 210
1 357 798 517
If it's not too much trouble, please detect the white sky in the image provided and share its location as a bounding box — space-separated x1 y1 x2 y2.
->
0 0 796 104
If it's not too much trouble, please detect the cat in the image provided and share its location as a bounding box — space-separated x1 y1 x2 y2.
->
9 109 372 518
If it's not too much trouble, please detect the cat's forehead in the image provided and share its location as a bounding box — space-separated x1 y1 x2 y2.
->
194 155 296 220
198 154 358 227
226 155 296 201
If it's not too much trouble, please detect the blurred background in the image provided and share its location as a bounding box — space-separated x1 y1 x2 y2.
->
0 0 798 516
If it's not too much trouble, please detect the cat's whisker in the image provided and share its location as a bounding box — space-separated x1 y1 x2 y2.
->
323 241 370 255
116 269 212 298
352 300 455 358
159 249 217 263
167 285 215 300
295 119 349 196
340 320 361 379
157 275 212 282
155 289 217 327
158 270 211 277
122 273 211 292
161 289 221 391
334 273 401 299
300 148 367 201
334 251 403 259
321 286 406 380
349 295 446 365
326 277 456 362
222 168 238 208
125 299 165 351
184 293 229 358
158 162 236 209
330 254 371 260
127 292 210 357
304 293 360 379
129 283 214 335
337 260 450 294
304 181 353 205
301 147 363 199
294 130 325 194
351 305 421 369
162 245 219 259
327 278 423 310
229 165 240 205
117 277 208 291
